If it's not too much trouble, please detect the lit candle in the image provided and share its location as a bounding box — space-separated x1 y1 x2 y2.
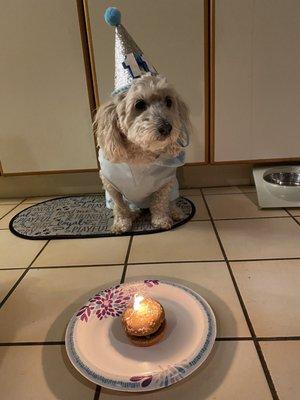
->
122 294 166 347
133 294 144 311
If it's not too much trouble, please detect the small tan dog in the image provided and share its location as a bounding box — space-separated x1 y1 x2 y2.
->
94 74 192 234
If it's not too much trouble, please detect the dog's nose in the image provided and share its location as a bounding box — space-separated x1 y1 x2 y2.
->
158 122 172 136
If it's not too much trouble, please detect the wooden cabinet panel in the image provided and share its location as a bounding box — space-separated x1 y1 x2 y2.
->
213 0 300 162
0 0 98 174
86 0 207 163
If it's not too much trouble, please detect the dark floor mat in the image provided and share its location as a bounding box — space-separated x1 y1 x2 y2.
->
9 194 195 240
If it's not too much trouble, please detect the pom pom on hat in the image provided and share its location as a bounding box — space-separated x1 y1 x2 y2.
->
104 7 121 26
103 6 157 94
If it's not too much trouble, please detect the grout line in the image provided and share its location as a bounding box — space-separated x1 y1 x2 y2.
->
14 260 217 269
127 259 224 266
203 191 256 196
0 214 292 232
180 194 202 197
0 202 24 205
251 340 280 400
8 255 298 271
215 337 252 341
189 219 211 222
283 208 292 218
30 263 124 270
202 191 257 196
18 260 224 271
1 214 292 228
216 337 300 342
1 336 299 347
284 208 300 227
229 256 300 263
93 385 101 400
0 240 50 310
212 215 291 221
201 191 257 336
0 341 65 346
200 189 280 400
199 185 254 189
120 236 133 284
257 336 300 341
202 184 254 190
218 337 300 342
1 255 296 272
0 198 27 222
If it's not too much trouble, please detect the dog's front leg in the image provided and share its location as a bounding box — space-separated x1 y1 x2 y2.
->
150 180 174 230
101 172 133 234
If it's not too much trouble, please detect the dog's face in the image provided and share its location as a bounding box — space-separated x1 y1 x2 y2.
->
116 74 186 153
95 74 192 162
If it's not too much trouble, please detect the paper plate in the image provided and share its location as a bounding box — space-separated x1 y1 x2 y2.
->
65 280 216 392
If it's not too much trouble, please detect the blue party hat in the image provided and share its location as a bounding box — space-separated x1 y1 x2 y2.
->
104 7 157 95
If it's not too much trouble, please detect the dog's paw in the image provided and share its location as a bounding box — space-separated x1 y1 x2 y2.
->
151 216 172 230
111 217 132 234
170 205 185 221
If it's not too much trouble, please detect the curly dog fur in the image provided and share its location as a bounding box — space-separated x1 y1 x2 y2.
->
94 74 192 233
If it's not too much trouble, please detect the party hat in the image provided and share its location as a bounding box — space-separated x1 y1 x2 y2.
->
104 7 157 95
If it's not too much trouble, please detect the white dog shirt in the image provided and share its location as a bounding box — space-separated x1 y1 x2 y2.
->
99 150 185 209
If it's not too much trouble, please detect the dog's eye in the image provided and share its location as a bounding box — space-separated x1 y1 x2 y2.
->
135 100 147 112
165 96 172 108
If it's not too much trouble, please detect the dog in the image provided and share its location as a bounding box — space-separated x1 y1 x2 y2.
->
94 73 192 234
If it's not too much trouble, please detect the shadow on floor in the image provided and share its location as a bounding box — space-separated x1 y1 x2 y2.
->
42 279 120 399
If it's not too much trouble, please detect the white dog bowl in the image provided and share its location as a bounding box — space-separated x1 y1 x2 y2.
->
253 165 300 208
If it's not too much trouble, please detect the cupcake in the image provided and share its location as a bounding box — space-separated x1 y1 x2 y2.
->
122 297 166 347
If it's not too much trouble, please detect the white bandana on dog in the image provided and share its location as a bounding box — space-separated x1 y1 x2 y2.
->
99 150 185 209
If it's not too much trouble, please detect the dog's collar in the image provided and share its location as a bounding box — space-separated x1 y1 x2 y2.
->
177 125 190 148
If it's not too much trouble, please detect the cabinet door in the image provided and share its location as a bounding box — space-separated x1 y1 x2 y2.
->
86 0 208 164
213 0 300 163
0 0 98 174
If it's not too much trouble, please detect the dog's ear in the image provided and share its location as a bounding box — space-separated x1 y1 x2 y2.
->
176 95 193 146
94 100 127 162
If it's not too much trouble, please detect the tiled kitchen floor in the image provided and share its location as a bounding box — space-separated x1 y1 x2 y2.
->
0 187 299 400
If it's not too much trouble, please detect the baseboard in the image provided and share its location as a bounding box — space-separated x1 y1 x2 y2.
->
179 163 254 188
0 164 254 198
0 171 103 198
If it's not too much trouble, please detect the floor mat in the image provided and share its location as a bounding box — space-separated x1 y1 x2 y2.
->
9 194 195 240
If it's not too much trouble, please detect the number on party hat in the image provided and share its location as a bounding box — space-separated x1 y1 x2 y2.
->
103 7 157 95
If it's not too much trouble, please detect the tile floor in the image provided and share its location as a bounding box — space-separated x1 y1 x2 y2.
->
0 187 299 400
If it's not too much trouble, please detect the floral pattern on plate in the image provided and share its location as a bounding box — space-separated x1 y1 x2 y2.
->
76 280 160 323
130 363 189 388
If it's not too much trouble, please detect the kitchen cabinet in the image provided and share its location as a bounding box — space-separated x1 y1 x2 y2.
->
212 0 300 163
0 0 98 174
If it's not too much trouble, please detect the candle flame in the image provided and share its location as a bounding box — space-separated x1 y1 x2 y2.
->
133 295 144 311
